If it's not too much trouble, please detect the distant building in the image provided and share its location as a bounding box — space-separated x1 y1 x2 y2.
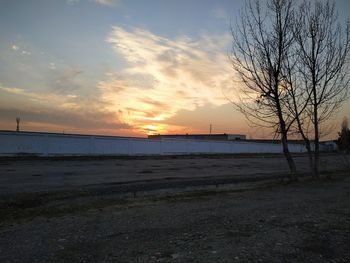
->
148 133 246 141
320 140 337 152
245 139 305 144
248 139 337 152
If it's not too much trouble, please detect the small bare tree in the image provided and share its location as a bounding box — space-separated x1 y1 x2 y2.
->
338 117 350 153
16 117 20 132
293 0 350 177
230 0 297 179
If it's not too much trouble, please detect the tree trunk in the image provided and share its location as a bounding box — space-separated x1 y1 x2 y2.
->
293 96 314 177
277 104 297 179
275 89 297 180
281 130 297 180
313 100 320 178
305 141 315 177
313 115 320 178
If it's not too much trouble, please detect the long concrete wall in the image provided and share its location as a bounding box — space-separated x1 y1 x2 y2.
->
0 131 307 156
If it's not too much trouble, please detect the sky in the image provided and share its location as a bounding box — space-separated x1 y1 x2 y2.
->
0 0 349 139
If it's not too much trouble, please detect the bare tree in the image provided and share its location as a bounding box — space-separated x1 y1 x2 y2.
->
16 117 20 132
337 117 350 153
293 0 350 177
230 0 297 179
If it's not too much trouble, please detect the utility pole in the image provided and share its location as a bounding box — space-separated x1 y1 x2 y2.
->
16 117 20 132
209 124 212 135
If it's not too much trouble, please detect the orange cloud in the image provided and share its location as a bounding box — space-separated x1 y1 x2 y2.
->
100 26 236 135
0 83 130 134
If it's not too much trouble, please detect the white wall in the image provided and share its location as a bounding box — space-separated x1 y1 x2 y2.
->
0 131 307 156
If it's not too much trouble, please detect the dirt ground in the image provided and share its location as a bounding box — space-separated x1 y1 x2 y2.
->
0 154 349 262
0 154 349 195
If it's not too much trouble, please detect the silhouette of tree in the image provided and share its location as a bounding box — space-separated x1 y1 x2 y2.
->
230 0 297 180
337 117 350 153
231 0 350 179
293 0 350 177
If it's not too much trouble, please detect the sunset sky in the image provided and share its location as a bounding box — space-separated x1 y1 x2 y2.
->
1 0 349 139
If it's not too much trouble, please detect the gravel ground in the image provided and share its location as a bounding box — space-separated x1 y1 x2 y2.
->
0 171 349 262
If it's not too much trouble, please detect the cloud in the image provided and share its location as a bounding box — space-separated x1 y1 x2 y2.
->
0 83 131 135
0 85 24 95
66 0 120 7
1 40 136 135
10 44 31 55
49 62 56 70
1 27 238 137
51 66 84 94
211 7 229 21
0 107 129 131
100 26 234 134
94 0 120 7
66 0 80 5
21 50 31 55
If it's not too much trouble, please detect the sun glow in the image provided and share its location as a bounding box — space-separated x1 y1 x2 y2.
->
99 26 235 136
134 115 166 121
139 124 168 135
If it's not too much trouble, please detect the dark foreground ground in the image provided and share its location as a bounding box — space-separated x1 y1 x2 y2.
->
0 154 349 262
1 153 349 195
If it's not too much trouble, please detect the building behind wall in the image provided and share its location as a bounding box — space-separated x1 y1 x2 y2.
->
148 133 336 152
148 133 247 141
